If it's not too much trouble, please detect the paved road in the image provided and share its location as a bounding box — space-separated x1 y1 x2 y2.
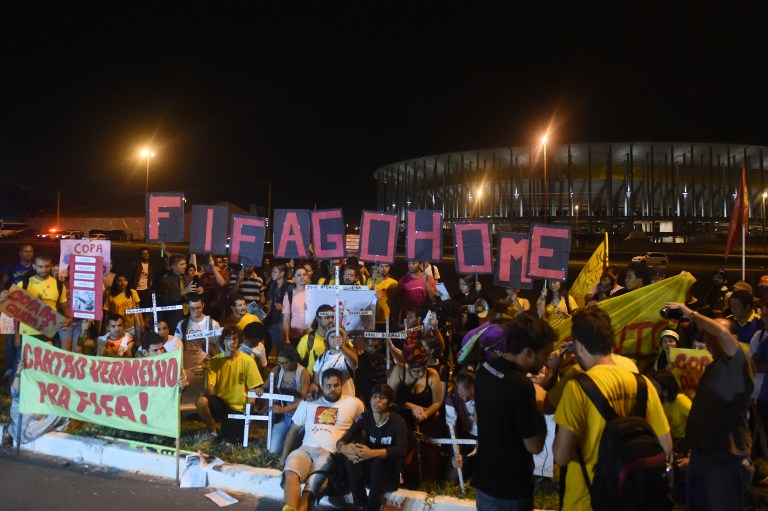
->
0 448 281 511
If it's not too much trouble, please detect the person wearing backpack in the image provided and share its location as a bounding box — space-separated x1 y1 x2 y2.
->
553 307 672 511
17 254 72 345
666 301 755 511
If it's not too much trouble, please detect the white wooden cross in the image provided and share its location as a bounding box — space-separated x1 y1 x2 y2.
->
125 293 183 333
363 321 424 369
185 328 222 355
413 429 477 494
227 371 295 447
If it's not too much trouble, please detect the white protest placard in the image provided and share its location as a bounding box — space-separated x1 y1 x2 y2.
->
59 239 112 278
533 414 556 478
0 312 15 334
69 255 104 320
305 285 376 332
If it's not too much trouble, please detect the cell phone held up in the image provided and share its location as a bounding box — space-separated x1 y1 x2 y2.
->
659 306 684 320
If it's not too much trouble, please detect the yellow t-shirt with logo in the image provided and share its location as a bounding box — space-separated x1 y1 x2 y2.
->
554 364 670 511
103 289 141 329
19 275 68 336
207 353 263 412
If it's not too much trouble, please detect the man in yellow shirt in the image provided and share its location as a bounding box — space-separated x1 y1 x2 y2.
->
296 304 334 377
371 263 398 329
222 293 260 331
18 254 72 343
553 307 672 511
196 325 263 445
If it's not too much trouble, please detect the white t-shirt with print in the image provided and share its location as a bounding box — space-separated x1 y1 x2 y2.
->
291 394 364 453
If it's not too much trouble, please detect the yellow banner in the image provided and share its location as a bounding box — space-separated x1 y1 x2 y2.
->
569 236 608 308
19 336 181 438
553 272 696 359
669 347 713 400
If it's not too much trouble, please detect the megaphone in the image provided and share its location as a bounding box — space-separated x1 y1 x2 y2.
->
465 298 490 318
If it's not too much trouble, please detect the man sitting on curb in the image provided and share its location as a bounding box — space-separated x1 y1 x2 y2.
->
279 368 364 511
196 325 263 445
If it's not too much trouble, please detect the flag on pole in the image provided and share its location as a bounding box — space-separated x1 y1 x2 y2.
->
569 232 609 307
725 165 748 260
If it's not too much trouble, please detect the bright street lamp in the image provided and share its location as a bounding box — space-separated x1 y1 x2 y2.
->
763 192 767 254
140 148 156 194
541 134 549 224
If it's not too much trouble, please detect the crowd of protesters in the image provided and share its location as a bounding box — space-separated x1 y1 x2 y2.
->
2 240 768 511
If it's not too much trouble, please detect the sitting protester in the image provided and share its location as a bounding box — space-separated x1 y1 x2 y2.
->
338 384 407 511
259 345 310 454
97 313 134 358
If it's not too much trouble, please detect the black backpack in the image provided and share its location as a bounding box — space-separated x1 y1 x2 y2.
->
574 372 672 511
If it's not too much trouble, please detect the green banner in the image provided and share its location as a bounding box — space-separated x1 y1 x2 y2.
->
19 335 181 438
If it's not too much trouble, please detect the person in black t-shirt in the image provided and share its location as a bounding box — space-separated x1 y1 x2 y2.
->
473 314 556 511
338 384 407 511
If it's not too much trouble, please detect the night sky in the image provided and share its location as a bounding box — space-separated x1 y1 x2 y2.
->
2 3 767 219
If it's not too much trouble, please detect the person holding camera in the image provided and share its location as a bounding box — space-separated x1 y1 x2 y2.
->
664 301 755 510
157 254 198 332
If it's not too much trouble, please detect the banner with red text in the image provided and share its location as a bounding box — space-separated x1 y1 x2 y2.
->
669 347 713 400
0 285 67 338
19 336 181 438
550 272 695 358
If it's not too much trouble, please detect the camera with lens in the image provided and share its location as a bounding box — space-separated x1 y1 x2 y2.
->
660 307 684 320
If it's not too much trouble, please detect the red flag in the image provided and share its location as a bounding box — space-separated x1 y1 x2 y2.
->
725 165 748 260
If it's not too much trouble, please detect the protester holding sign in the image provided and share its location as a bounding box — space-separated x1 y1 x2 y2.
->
494 287 530 320
157 254 197 332
537 280 577 329
312 327 358 397
17 254 72 344
397 261 437 323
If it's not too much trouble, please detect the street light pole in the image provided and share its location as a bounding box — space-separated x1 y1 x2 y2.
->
140 148 156 194
763 192 766 254
541 135 549 224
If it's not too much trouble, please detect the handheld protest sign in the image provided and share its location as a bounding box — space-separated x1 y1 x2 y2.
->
59 239 112 279
274 209 311 259
527 224 570 281
190 205 229 255
311 209 345 259
69 255 104 320
406 210 443 263
358 211 398 264
230 214 266 266
494 233 533 289
0 285 67 339
452 222 493 274
146 193 184 243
